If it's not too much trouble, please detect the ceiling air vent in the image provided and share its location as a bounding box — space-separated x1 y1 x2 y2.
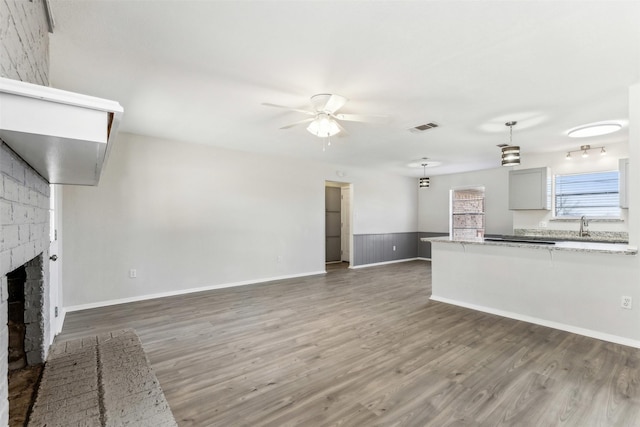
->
410 122 439 133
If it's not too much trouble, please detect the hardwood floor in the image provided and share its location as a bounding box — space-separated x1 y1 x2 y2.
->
58 261 640 426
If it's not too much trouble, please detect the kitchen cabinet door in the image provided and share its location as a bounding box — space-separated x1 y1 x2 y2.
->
619 158 629 209
509 167 550 210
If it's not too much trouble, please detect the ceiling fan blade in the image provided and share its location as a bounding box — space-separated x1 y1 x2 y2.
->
335 113 388 123
262 103 316 116
323 94 348 114
279 117 315 129
335 120 349 135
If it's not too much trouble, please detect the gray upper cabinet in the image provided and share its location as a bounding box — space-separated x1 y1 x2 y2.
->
619 158 629 209
509 167 550 210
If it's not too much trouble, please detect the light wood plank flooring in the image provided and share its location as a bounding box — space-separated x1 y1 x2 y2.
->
58 261 640 426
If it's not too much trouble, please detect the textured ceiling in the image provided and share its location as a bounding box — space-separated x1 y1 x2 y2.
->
48 1 640 177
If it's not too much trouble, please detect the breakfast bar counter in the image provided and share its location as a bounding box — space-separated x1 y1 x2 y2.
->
422 236 637 255
426 236 640 348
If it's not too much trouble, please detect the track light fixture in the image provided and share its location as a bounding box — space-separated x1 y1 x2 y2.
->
565 144 606 160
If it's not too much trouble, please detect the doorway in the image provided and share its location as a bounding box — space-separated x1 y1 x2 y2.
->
325 181 352 267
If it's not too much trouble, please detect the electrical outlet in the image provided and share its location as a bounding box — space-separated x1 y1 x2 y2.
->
277 256 283 263
392 245 397 251
129 269 137 279
621 296 632 310
539 221 547 228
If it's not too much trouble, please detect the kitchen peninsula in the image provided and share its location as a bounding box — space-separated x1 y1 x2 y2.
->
424 236 640 348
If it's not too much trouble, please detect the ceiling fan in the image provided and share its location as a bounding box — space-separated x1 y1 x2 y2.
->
262 94 386 138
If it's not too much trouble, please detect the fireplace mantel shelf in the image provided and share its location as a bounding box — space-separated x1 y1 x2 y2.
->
0 77 123 186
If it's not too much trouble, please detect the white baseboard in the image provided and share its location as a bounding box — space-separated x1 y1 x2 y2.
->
65 270 326 313
350 258 423 269
416 257 431 261
430 295 640 349
56 309 66 335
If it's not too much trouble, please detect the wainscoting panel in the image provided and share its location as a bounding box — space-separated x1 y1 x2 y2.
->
353 232 420 266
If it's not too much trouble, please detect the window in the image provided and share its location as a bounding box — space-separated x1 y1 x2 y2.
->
450 187 485 240
554 171 620 218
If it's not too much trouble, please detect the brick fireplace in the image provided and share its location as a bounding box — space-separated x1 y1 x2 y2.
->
6 256 48 370
1 144 52 425
1 1 53 424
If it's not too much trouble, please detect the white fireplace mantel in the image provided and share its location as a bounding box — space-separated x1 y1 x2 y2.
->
0 77 123 185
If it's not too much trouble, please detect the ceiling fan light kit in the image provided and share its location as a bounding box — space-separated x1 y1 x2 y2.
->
264 93 386 142
306 113 340 137
501 121 520 167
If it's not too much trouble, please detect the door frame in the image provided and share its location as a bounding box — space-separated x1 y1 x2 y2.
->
325 181 353 266
49 184 64 339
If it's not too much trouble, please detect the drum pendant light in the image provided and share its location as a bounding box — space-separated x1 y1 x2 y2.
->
501 121 520 166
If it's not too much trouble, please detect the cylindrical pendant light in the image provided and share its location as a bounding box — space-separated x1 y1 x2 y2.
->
419 159 430 188
501 121 520 166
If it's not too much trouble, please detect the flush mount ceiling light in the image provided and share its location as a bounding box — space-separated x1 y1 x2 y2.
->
501 121 520 167
567 122 622 138
565 144 606 160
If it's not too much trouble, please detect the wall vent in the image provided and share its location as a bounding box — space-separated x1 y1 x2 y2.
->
410 122 439 133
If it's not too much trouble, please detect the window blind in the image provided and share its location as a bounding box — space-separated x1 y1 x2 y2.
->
554 171 620 217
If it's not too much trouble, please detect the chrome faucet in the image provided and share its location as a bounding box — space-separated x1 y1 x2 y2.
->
579 215 590 237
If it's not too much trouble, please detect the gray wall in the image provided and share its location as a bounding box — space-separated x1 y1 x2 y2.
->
0 1 51 424
353 232 419 266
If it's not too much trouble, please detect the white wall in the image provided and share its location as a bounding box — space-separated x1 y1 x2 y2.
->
418 167 512 235
419 141 630 236
350 172 418 235
513 141 629 233
62 132 418 308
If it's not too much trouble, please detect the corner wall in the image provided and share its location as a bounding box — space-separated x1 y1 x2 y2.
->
61 133 418 308
512 141 629 234
418 166 513 235
419 142 631 239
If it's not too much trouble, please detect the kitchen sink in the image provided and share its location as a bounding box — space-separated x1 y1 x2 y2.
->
483 237 556 245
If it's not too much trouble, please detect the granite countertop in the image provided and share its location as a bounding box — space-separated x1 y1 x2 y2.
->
422 236 638 255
